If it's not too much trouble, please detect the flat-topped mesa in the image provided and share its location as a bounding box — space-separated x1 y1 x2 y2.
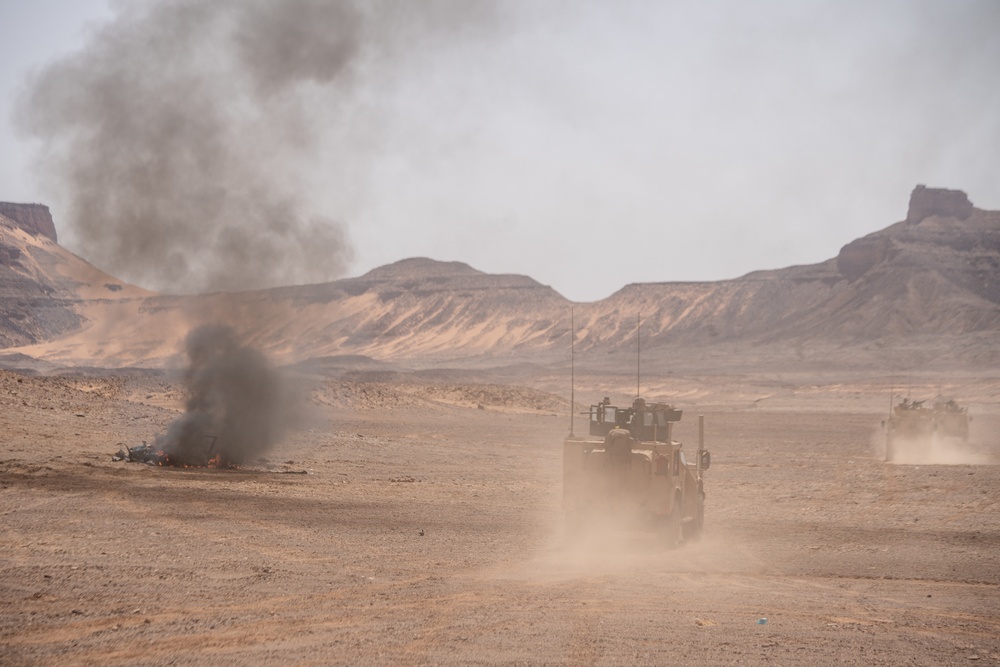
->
361 257 482 281
906 185 973 224
0 203 57 242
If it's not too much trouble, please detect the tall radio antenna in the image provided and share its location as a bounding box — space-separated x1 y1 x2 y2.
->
570 306 575 436
636 312 641 399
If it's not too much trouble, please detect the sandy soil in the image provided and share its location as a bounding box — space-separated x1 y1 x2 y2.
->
2 369 999 665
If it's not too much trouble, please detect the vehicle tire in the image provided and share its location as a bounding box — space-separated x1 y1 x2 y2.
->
659 501 683 549
693 492 705 540
682 492 705 542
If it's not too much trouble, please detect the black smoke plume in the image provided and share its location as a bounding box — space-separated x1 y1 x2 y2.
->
154 325 289 466
17 0 496 294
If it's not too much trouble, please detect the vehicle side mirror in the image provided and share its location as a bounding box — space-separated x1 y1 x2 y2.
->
700 450 711 470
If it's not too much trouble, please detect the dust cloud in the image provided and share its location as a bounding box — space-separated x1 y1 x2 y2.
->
876 409 997 466
15 0 495 294
884 433 996 466
499 477 739 591
153 324 293 466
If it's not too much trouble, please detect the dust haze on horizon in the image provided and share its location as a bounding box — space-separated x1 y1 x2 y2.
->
5 0 1000 301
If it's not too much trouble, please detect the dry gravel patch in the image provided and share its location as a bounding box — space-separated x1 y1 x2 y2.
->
1 370 999 665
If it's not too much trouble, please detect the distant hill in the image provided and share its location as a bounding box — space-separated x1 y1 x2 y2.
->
1 186 998 370
0 204 150 348
587 188 1000 348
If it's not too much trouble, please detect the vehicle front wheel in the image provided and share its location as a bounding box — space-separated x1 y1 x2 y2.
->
690 492 705 541
659 504 683 549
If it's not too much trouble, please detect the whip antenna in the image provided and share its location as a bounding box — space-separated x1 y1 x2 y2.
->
570 306 575 436
636 312 641 399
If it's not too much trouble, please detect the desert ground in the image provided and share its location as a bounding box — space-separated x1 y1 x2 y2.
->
2 368 999 666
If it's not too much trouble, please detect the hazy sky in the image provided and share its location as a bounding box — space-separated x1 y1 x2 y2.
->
1 0 998 301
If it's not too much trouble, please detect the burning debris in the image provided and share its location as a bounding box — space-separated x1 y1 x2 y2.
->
113 441 230 468
116 325 291 468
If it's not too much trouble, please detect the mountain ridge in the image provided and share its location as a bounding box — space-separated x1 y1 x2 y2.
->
2 185 998 370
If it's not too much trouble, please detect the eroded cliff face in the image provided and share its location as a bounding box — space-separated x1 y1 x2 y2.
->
0 243 23 267
836 185 986 282
0 203 57 243
0 206 151 350
0 211 80 348
2 187 999 368
837 236 895 281
906 185 974 224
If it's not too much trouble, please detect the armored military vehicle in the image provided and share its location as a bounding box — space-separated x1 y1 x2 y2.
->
563 397 709 547
884 398 934 462
933 399 970 441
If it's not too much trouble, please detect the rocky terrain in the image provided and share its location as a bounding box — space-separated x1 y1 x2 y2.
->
0 204 150 350
2 186 999 664
1 368 999 665
2 186 999 373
